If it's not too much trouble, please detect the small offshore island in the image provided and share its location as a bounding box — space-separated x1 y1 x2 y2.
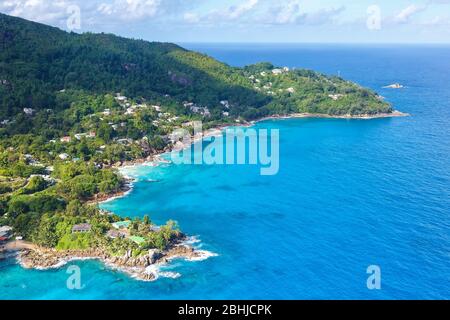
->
0 13 406 281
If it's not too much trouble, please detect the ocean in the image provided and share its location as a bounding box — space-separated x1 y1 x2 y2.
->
1 44 449 299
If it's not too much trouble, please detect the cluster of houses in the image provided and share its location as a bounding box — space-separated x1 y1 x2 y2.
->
59 131 96 144
328 93 345 101
183 102 211 117
47 92 237 163
71 220 160 246
114 94 160 116
249 70 296 95
104 94 183 130
23 154 43 167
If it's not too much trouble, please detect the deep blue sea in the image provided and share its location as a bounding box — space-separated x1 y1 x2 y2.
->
1 44 449 299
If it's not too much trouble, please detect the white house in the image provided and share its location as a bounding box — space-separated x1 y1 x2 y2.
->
328 94 344 101
220 100 230 109
23 108 35 115
125 107 135 115
58 153 69 160
272 69 283 75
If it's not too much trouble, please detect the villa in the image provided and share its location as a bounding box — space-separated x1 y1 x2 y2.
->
220 100 230 108
287 87 295 93
106 229 126 239
112 221 131 229
23 108 35 115
272 68 283 75
149 225 161 232
125 107 136 115
72 223 91 233
74 131 96 140
58 153 69 160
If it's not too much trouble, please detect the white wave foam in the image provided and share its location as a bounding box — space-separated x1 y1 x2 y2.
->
187 250 218 262
99 185 133 204
182 236 201 245
144 264 181 281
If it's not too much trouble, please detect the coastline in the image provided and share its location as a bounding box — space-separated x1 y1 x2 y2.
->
101 109 409 183
255 110 409 121
1 109 406 281
3 239 208 282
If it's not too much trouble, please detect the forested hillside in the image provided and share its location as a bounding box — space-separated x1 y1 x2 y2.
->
0 12 268 120
0 12 391 123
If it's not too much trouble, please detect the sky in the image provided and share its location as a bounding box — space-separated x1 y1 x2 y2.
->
1 0 450 43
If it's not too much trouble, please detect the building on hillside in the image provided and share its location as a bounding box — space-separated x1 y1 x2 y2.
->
58 153 69 160
23 108 35 115
149 225 161 232
272 68 283 75
112 221 131 229
106 229 126 239
72 223 91 233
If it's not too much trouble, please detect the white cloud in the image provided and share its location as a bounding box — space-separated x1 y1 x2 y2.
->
271 0 301 24
421 15 450 25
0 0 74 24
394 4 426 23
227 0 258 20
262 2 345 26
296 6 345 25
183 12 199 23
97 0 162 20
203 0 259 22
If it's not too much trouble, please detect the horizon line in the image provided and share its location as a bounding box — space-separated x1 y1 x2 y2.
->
176 41 450 45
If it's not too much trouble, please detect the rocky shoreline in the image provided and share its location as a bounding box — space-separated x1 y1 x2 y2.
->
256 110 409 122
17 241 202 281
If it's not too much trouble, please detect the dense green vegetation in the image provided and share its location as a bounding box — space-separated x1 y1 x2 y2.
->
0 13 392 253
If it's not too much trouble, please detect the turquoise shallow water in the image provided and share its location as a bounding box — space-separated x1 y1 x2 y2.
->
1 44 449 299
